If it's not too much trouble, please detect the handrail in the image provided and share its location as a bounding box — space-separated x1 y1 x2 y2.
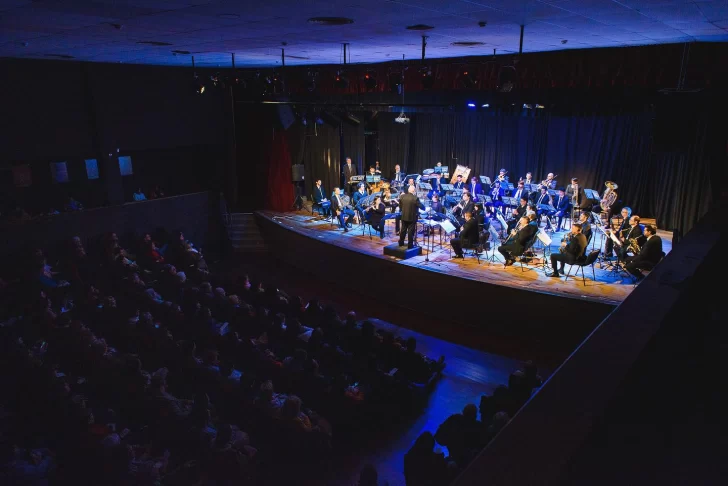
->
452 208 720 486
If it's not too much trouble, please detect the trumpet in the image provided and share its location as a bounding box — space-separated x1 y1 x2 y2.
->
539 174 557 190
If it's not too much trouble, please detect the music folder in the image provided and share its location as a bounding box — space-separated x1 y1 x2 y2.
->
480 176 492 186
439 220 457 234
441 184 454 191
418 182 432 190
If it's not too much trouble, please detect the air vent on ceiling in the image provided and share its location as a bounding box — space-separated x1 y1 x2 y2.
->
286 55 311 60
137 41 173 46
307 17 354 25
44 54 75 59
406 24 434 31
451 41 485 47
172 50 191 55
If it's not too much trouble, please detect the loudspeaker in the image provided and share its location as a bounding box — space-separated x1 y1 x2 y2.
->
276 104 296 130
292 164 305 182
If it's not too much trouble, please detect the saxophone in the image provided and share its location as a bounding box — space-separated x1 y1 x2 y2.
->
559 233 574 253
627 237 641 254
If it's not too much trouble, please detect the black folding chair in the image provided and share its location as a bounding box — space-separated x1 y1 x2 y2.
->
565 250 601 286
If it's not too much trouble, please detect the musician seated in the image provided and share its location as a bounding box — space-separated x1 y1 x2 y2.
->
577 212 593 245
522 172 534 186
511 181 529 205
468 176 483 197
455 192 475 225
368 166 377 178
331 187 355 232
424 193 445 236
313 179 331 216
548 188 569 231
534 187 552 228
352 183 368 207
508 197 529 232
498 216 537 266
618 215 644 260
489 181 505 208
365 195 386 239
604 207 631 258
548 223 588 277
452 174 464 190
374 161 382 174
392 164 405 184
451 211 480 259
428 173 445 199
625 224 663 281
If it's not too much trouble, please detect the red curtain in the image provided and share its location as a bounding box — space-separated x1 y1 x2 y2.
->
265 129 295 211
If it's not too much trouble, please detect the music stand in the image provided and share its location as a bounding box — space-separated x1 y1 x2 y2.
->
535 229 553 273
480 176 492 186
483 225 502 264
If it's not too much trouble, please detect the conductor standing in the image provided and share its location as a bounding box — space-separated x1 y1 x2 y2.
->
398 185 422 249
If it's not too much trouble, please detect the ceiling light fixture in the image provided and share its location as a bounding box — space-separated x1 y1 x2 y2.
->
452 41 485 47
406 24 434 31
363 71 377 91
307 17 354 25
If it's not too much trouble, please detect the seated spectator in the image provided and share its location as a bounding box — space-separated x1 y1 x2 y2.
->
254 380 286 418
133 188 147 201
404 432 451 486
150 185 166 199
279 396 331 436
434 404 484 467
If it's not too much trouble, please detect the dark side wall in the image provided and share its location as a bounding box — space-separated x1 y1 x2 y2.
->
0 59 229 212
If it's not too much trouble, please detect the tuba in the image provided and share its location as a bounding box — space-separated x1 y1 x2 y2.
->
600 181 618 211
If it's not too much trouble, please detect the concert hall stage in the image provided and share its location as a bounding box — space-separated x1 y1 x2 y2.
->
255 209 672 347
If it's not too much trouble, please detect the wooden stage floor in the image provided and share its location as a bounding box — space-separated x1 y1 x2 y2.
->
258 208 672 306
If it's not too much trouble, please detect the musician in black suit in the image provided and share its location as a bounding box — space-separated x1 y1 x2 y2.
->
451 211 480 258
313 179 331 216
499 215 538 266
352 183 368 207
398 185 423 249
625 224 663 281
548 223 588 277
534 187 552 228
452 174 465 190
391 164 406 184
428 173 445 199
365 195 386 239
489 181 505 208
566 177 587 210
454 192 474 220
578 212 593 245
620 215 644 259
511 181 529 206
343 157 357 194
424 193 446 236
331 187 355 232
374 161 382 174
469 177 483 197
548 188 569 231
508 197 529 232
604 207 631 258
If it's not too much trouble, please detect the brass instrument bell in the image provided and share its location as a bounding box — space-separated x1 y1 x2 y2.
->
604 181 618 190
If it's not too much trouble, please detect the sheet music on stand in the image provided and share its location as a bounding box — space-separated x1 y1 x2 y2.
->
524 183 536 192
477 195 488 204
365 175 381 183
507 182 515 191
539 204 556 211
439 219 457 234
536 228 552 246
585 188 599 200
441 184 454 191
451 189 463 197
502 196 517 206
547 189 558 196
480 176 492 186
590 210 603 225
418 182 432 191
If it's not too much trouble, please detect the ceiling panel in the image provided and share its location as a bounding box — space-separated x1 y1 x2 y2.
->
0 0 725 66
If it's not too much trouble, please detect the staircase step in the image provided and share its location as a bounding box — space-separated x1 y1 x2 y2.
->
227 213 266 252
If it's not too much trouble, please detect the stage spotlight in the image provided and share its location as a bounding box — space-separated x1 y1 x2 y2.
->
363 71 377 91
460 69 476 88
315 116 324 125
536 104 545 109
334 70 349 89
523 103 532 109
210 72 221 88
467 102 476 108
481 103 490 108
389 71 403 94
420 69 434 89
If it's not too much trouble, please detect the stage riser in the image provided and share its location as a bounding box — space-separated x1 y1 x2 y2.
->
256 213 614 349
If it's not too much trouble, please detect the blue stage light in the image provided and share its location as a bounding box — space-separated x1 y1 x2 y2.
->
467 102 476 108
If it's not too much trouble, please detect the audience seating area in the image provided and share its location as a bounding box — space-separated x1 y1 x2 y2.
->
404 363 543 486
0 226 447 485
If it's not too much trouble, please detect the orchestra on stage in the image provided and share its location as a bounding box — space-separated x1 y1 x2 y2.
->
310 160 664 282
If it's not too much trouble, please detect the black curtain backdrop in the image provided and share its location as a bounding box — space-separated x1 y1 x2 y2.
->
342 122 365 176
363 111 712 232
302 123 341 199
